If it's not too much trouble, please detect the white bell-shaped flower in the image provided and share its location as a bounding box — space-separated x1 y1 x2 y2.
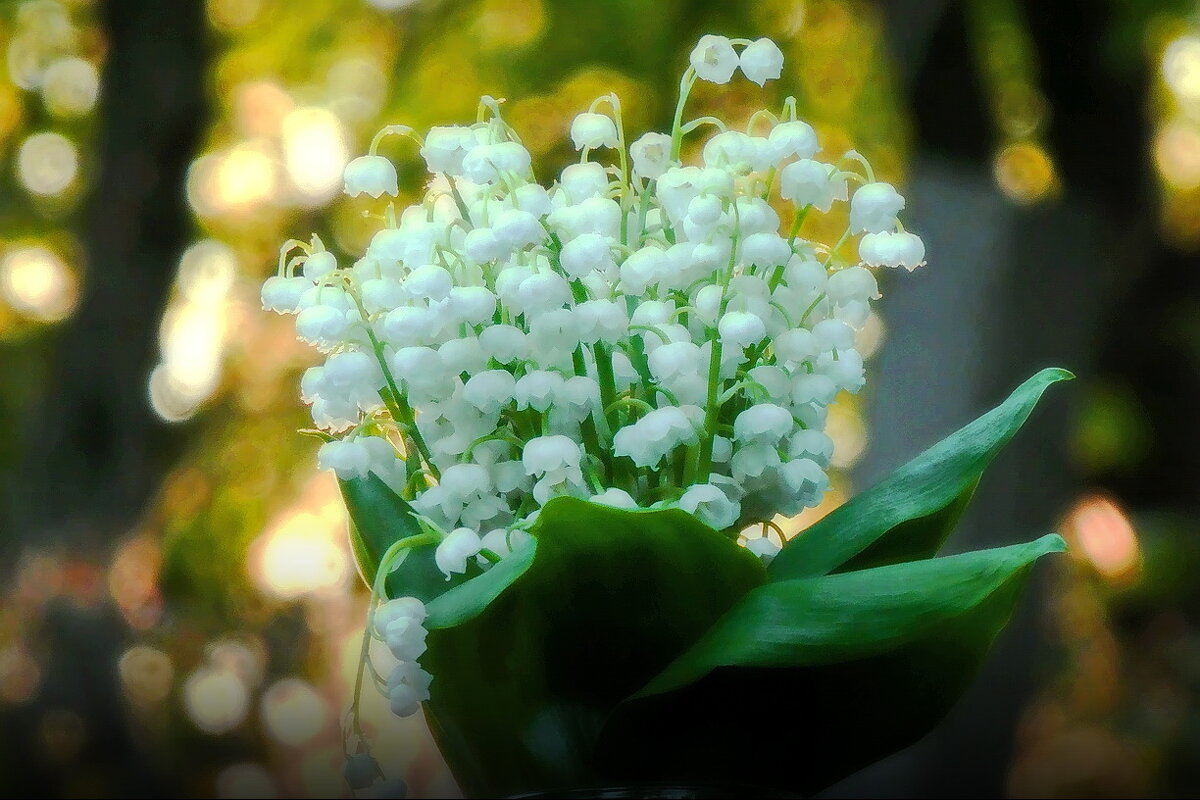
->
420 125 476 175
779 159 848 212
859 231 926 271
388 682 422 718
718 311 767 348
303 250 338 282
514 370 564 412
590 488 639 509
479 324 528 364
522 435 583 477
492 208 546 249
404 264 453 301
435 527 483 578
630 132 674 180
570 112 620 150
690 34 739 84
744 535 781 564
261 275 311 313
768 120 819 161
560 233 616 278
372 596 426 638
384 616 428 661
789 429 834 466
740 232 791 268
559 162 609 203
849 182 905 234
739 38 784 86
733 403 794 445
575 299 628 344
317 438 372 479
343 154 399 198
463 370 517 414
678 483 741 530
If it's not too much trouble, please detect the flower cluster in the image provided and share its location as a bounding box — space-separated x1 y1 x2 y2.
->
263 34 924 576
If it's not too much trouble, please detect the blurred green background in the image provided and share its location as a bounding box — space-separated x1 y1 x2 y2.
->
0 0 1198 796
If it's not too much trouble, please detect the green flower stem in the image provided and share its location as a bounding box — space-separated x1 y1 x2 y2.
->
692 334 724 483
605 395 656 418
798 291 827 327
365 327 440 480
572 346 607 477
692 229 740 483
670 67 698 161
449 179 473 226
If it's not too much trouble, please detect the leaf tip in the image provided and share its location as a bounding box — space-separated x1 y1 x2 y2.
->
1045 532 1068 553
1037 366 1076 384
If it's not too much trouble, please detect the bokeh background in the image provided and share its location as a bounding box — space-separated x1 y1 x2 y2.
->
0 0 1196 796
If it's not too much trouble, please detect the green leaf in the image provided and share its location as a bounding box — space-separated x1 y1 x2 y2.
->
421 496 766 798
642 533 1065 696
770 367 1073 580
597 534 1065 794
340 474 475 603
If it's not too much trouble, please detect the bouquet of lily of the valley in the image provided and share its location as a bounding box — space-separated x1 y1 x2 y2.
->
262 34 1068 798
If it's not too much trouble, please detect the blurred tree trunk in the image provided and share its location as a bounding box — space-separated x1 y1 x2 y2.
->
0 2 208 796
18 0 208 551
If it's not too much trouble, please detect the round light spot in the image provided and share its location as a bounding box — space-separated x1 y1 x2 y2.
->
41 57 100 118
0 245 76 322
17 132 78 196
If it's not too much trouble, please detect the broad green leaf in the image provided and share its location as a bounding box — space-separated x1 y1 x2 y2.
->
641 533 1064 696
770 367 1072 580
340 474 476 602
596 534 1065 794
421 496 766 798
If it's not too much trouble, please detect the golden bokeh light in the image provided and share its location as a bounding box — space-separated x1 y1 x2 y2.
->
856 309 885 360
1064 495 1140 581
475 0 545 51
233 80 293 139
17 130 79 196
260 678 329 747
250 508 350 600
282 106 349 204
176 239 238 304
108 536 162 630
208 639 266 690
207 0 266 32
188 144 277 217
40 55 100 117
216 144 277 210
158 300 227 396
1163 34 1200 104
1154 120 1200 189
183 665 250 734
826 399 867 469
0 244 77 322
118 645 174 709
326 58 387 123
993 141 1058 205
